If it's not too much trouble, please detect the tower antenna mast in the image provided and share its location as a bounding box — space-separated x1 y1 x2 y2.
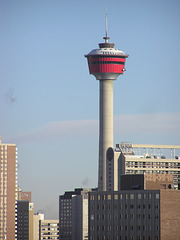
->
105 11 108 38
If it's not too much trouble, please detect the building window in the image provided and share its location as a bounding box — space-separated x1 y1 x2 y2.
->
137 194 141 199
130 194 134 199
155 204 159 209
114 194 118 200
162 184 166 189
90 195 94 200
114 204 118 210
114 226 118 231
155 193 159 199
107 195 111 200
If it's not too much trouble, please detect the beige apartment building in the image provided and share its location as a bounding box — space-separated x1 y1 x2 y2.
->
121 143 180 189
0 136 18 239
106 143 180 191
33 213 44 240
39 219 59 239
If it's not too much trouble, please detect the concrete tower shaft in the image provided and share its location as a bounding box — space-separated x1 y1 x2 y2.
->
85 36 128 191
99 80 113 190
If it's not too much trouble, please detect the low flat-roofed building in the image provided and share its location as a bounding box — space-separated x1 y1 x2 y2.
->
39 219 59 240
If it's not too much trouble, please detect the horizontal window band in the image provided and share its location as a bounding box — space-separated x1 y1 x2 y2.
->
89 61 125 65
88 55 126 59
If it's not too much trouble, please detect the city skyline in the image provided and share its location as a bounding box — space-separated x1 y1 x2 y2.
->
1 0 180 219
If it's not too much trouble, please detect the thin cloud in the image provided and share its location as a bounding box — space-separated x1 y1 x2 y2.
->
8 119 98 144
6 113 180 144
114 113 180 135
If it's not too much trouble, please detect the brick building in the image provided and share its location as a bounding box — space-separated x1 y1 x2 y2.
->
0 136 18 239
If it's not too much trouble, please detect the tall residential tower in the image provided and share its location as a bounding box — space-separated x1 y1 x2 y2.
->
85 33 128 191
0 136 18 239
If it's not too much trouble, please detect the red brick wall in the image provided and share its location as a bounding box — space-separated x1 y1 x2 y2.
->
7 145 16 240
160 190 180 240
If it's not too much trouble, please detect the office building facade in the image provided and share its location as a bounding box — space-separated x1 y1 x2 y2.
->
17 201 29 240
89 190 160 240
89 188 180 240
59 188 96 240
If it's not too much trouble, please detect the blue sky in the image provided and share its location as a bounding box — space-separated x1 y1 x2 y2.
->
0 0 180 219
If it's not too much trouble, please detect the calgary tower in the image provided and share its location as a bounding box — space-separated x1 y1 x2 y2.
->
85 18 128 191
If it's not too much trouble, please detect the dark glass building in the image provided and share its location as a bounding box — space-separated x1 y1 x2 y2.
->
17 200 29 240
88 190 160 240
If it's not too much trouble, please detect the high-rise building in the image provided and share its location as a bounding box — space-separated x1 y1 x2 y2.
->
59 188 97 240
29 202 34 240
17 201 29 240
85 29 128 191
17 189 34 240
72 189 91 240
0 136 18 239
